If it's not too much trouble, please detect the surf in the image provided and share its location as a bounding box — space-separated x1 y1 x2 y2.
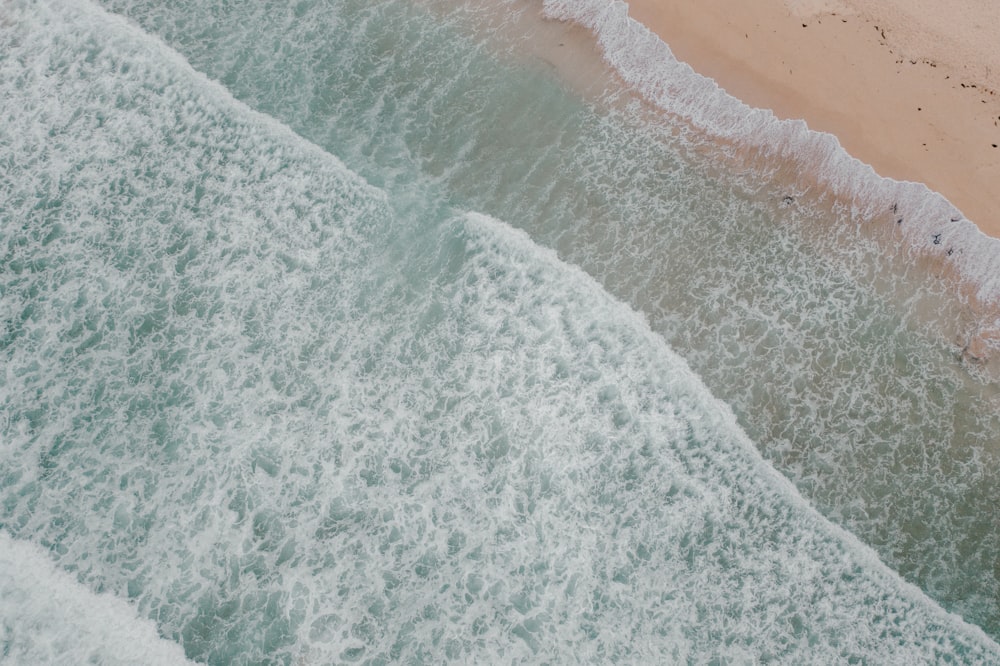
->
2 0 1000 661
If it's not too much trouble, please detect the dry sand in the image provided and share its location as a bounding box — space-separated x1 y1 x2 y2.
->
623 0 1000 238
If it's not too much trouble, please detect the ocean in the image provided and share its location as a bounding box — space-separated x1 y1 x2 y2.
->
2 0 999 662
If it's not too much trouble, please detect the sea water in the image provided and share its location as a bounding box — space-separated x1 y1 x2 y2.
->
1 0 999 663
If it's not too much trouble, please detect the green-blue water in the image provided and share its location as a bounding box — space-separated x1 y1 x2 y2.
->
2 0 999 662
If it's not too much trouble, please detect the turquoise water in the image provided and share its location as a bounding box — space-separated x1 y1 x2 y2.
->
2 0 999 663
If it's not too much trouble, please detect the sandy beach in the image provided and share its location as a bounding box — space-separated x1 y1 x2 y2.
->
623 0 1000 239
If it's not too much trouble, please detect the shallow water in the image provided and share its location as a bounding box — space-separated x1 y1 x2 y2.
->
2 0 999 662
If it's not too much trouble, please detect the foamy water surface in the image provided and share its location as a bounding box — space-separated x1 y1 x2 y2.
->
2 0 1000 662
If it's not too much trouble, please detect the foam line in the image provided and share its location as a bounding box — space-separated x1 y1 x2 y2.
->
462 210 1000 655
541 0 1000 312
0 532 193 665
1 0 380 205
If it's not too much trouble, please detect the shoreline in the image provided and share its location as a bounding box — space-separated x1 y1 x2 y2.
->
621 0 1000 240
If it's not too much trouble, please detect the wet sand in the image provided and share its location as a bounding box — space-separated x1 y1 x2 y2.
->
623 0 1000 239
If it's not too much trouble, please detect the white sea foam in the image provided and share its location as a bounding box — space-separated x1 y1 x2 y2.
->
0 532 193 665
541 0 1000 313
